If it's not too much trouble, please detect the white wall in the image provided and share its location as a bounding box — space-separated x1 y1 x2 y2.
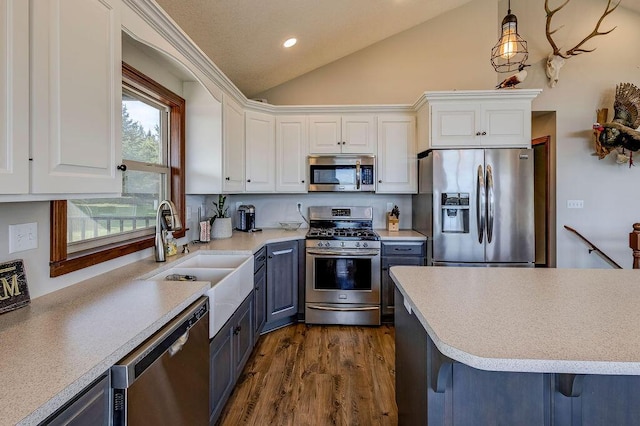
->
256 0 497 105
511 0 640 268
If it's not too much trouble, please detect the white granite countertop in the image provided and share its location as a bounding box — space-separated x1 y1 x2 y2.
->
391 266 640 376
0 228 305 426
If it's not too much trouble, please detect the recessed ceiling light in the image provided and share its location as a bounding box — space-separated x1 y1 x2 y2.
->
283 38 297 48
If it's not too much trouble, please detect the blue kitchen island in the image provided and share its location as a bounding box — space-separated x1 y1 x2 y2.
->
391 266 640 426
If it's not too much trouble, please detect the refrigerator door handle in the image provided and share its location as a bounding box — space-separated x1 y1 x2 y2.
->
486 164 494 244
476 164 485 243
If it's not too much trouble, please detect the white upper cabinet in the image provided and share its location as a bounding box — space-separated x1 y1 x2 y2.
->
309 114 376 154
30 0 122 194
422 90 541 149
184 81 223 195
376 114 417 194
276 116 307 193
222 96 245 193
245 110 275 192
0 0 29 194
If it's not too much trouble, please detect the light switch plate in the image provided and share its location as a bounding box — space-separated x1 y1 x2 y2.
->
9 222 38 253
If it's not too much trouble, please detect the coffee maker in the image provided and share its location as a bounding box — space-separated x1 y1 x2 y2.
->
236 205 257 232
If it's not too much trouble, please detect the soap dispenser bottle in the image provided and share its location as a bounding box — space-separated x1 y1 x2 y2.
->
164 231 178 257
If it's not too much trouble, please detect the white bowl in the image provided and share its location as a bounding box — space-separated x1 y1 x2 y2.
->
279 221 302 231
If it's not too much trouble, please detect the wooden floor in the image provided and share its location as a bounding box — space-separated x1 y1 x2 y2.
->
217 324 397 426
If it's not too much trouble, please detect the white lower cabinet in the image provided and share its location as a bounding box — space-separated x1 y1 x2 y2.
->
276 115 307 192
245 110 276 192
376 114 417 193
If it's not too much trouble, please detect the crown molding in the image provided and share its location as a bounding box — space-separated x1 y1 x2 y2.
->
122 0 247 106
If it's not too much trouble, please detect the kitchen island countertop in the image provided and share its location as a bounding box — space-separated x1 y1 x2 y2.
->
391 266 640 375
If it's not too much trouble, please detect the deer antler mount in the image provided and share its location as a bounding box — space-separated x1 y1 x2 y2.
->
544 0 620 87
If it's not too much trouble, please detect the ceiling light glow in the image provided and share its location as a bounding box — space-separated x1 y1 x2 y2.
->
283 38 297 48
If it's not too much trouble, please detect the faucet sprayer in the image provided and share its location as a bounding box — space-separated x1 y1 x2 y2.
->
155 200 182 262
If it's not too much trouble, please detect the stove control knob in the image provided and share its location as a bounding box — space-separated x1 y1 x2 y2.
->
355 242 361 247
341 241 345 247
317 242 323 247
363 242 368 248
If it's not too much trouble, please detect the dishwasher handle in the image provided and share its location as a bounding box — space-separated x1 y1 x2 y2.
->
111 297 208 389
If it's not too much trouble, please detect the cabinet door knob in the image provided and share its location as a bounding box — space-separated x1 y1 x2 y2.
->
337 142 341 145
481 131 487 136
476 131 482 136
378 180 382 183
116 164 127 171
225 177 230 181
247 179 251 183
342 141 346 145
301 180 305 183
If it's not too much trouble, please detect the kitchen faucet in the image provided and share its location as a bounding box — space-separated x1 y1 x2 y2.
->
155 200 183 262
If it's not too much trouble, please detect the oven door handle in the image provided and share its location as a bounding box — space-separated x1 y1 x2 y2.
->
307 305 379 312
306 249 380 256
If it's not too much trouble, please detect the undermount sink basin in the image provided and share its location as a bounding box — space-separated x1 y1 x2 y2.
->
143 254 254 338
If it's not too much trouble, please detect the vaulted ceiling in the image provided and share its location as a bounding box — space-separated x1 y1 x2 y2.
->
154 0 475 98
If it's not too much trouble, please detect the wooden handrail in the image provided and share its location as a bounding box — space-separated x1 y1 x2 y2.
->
564 225 622 269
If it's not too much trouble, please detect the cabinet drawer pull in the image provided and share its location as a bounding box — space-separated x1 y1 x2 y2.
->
117 164 127 171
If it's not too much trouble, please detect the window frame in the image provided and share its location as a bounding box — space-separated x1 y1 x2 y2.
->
49 62 186 277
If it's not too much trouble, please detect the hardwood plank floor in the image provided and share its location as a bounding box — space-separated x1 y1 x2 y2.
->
217 324 397 426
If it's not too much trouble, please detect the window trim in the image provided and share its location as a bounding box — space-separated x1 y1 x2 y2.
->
49 62 186 277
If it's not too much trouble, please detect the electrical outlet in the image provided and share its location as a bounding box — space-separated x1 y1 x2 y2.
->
296 202 303 211
9 222 38 253
567 200 584 209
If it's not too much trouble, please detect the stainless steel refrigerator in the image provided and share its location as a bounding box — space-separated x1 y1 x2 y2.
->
412 149 534 266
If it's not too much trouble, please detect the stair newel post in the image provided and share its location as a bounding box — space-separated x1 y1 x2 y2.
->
629 223 640 269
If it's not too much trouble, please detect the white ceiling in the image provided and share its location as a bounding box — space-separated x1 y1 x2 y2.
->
154 0 640 98
154 0 475 97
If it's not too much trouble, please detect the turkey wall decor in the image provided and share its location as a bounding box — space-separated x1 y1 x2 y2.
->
545 0 620 87
593 83 640 166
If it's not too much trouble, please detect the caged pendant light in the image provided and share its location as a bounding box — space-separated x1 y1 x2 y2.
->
491 0 528 73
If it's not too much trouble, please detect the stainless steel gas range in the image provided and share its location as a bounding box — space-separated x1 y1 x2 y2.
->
305 206 381 326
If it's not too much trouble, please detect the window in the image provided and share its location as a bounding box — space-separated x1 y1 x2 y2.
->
50 63 185 277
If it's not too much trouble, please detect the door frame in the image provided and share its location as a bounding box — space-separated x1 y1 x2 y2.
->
532 136 551 267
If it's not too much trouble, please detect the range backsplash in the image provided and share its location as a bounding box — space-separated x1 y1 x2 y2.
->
185 193 412 242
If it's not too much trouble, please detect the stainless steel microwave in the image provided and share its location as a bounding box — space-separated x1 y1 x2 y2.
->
308 155 375 192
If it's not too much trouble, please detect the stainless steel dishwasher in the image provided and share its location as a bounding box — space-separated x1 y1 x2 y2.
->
111 297 209 425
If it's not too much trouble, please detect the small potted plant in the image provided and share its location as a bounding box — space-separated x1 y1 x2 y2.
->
210 195 232 239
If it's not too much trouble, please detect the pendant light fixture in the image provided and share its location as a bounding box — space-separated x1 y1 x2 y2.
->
491 0 528 73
